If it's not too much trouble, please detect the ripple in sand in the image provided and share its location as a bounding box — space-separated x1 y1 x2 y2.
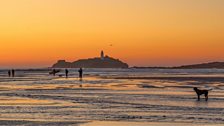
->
0 96 57 106
81 121 224 126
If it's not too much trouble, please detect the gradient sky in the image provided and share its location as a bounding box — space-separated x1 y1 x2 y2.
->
0 0 224 68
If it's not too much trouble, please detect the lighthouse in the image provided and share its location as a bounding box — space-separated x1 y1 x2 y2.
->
101 50 104 60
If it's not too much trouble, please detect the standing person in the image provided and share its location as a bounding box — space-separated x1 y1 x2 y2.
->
78 68 83 80
53 69 56 76
8 70 11 77
65 69 69 78
11 69 15 77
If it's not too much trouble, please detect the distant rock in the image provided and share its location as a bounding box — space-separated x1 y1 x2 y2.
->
132 62 224 69
53 60 72 68
52 56 129 68
173 62 224 69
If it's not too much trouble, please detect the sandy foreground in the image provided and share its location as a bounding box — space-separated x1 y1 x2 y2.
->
0 121 222 126
82 121 224 126
0 73 224 125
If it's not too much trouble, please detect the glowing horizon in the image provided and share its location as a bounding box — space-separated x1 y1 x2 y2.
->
0 0 224 68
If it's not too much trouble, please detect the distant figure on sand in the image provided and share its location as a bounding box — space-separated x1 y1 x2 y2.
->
65 69 69 78
8 70 11 77
49 69 60 76
11 69 15 77
53 69 56 76
78 68 83 80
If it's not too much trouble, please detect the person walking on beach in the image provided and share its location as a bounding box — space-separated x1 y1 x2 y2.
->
11 69 15 77
78 68 83 80
8 70 11 77
65 69 69 78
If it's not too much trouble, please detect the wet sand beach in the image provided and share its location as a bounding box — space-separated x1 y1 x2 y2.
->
0 69 224 125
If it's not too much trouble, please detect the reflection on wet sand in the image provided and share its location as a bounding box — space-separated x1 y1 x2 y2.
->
81 121 224 126
0 96 55 105
0 72 224 125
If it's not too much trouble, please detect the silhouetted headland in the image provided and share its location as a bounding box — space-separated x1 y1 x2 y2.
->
132 62 224 69
173 62 224 69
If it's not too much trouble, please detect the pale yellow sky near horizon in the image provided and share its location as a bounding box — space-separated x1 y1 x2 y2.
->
0 0 224 68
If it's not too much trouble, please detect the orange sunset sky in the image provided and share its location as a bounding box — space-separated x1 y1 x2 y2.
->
0 0 224 68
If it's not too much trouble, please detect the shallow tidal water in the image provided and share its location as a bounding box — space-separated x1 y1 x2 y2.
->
0 69 224 125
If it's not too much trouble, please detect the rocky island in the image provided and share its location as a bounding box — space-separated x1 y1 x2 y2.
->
52 51 129 68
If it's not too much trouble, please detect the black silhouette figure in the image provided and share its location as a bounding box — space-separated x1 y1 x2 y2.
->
65 69 69 78
11 69 15 77
53 69 56 76
194 87 212 101
8 70 11 77
78 68 83 80
49 69 60 76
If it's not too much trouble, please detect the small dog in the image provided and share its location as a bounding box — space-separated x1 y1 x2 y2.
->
193 87 212 101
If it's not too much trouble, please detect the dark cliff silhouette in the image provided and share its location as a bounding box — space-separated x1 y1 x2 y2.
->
52 56 129 68
173 62 224 69
132 62 224 69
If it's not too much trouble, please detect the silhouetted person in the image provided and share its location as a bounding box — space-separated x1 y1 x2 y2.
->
11 69 15 77
65 69 69 78
8 70 11 77
53 69 56 76
78 68 83 80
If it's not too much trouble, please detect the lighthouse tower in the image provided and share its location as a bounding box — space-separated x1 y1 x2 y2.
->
101 50 104 60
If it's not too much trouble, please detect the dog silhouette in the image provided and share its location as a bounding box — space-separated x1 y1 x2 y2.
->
194 87 212 101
